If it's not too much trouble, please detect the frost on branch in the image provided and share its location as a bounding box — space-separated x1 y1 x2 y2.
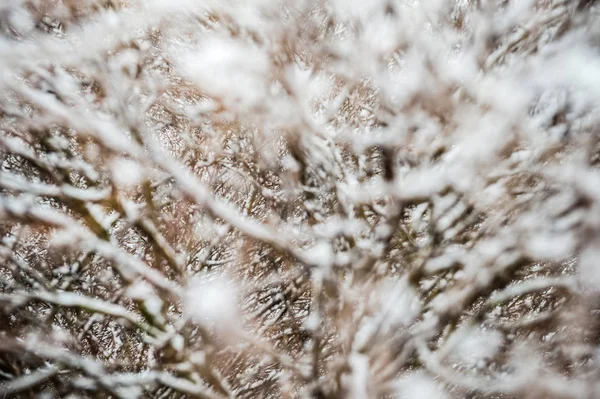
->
1 0 600 398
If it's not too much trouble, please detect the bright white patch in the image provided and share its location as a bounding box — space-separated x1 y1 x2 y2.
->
330 0 386 19
340 352 370 399
379 278 421 330
110 158 143 188
184 275 239 328
580 244 600 291
395 371 448 399
447 327 503 367
127 281 154 300
177 37 269 110
309 241 333 269
525 232 575 260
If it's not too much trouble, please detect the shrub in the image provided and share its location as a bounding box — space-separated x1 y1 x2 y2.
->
0 0 599 398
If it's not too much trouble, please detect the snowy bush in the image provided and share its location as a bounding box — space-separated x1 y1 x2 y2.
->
0 0 600 397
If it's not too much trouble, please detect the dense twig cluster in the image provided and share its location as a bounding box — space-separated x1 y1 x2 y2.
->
1 0 600 398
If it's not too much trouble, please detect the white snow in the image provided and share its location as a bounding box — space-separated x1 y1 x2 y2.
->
184 275 239 328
